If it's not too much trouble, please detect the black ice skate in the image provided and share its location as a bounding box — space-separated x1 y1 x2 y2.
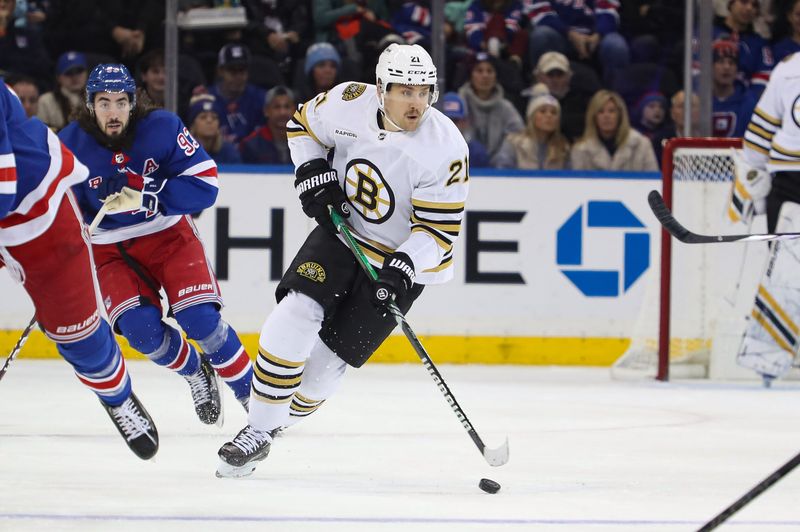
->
216 425 272 478
185 357 222 425
103 392 159 460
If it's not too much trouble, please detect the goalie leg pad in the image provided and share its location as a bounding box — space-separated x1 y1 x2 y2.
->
738 201 800 378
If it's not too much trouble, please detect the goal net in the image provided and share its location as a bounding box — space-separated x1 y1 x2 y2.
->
612 137 769 380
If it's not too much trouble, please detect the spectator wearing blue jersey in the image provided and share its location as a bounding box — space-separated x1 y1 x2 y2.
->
772 0 800 62
188 94 241 164
206 43 267 144
523 0 630 83
713 0 774 95
711 37 758 138
441 91 491 167
240 85 295 164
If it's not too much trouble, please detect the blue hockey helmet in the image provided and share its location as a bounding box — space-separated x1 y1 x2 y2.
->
85 64 137 109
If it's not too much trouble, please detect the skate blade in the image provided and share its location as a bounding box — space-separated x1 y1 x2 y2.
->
215 459 257 479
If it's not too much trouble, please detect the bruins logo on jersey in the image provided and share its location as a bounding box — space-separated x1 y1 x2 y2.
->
342 83 366 101
297 262 326 283
344 158 395 224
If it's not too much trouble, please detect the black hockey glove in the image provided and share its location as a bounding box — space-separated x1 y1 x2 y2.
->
294 158 350 233
371 252 416 312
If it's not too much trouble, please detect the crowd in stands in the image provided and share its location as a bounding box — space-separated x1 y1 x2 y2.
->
1 0 797 170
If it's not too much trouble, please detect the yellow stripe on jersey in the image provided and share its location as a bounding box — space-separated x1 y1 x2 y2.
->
423 255 453 273
754 107 781 126
746 123 775 141
289 104 325 147
411 198 465 212
411 213 461 235
771 141 800 158
412 225 453 252
253 364 303 387
745 138 770 155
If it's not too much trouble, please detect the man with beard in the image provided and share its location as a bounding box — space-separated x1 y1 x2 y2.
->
59 64 254 426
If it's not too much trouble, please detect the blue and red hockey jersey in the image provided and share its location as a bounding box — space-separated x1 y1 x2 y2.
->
60 110 218 244
0 80 89 246
524 0 621 36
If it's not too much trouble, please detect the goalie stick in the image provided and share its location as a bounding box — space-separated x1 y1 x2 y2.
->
0 315 36 383
329 208 510 467
648 190 800 244
698 449 800 531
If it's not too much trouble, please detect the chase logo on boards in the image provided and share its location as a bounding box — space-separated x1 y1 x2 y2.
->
556 201 649 297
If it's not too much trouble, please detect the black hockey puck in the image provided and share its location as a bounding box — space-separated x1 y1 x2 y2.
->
478 478 501 494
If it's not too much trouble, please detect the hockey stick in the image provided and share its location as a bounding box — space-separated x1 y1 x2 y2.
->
697 449 800 531
0 315 36 383
88 203 109 234
329 208 510 467
649 190 800 244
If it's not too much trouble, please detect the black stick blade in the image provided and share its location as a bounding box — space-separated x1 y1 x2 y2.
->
647 190 696 243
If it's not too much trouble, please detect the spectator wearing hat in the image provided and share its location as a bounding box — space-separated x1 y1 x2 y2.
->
240 85 296 164
188 94 242 164
711 37 758 138
713 0 773 96
296 42 343 103
441 91 490 168
6 74 40 118
527 51 591 143
632 91 670 160
36 51 88 132
0 0 51 86
494 92 570 169
206 43 267 144
523 0 630 83
457 52 524 161
571 90 658 171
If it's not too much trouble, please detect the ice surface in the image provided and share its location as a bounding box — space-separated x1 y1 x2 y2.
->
2 360 800 531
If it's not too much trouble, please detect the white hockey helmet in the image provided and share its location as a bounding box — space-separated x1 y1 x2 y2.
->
375 43 439 111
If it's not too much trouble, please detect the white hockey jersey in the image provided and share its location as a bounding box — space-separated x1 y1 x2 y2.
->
743 53 800 173
288 82 469 285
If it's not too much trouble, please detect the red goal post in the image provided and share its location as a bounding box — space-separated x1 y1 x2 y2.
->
657 137 742 380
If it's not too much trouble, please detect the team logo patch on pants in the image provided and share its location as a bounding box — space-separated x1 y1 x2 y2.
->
297 262 326 283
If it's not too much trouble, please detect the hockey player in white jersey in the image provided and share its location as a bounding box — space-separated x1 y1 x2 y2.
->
733 52 800 383
216 44 469 477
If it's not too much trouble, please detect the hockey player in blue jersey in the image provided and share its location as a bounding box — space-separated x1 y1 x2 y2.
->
0 80 159 460
60 65 254 424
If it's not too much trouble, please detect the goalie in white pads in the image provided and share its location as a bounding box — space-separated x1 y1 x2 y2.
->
736 52 800 382
215 44 469 478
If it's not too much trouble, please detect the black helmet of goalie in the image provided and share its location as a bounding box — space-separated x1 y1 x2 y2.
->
375 44 439 131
